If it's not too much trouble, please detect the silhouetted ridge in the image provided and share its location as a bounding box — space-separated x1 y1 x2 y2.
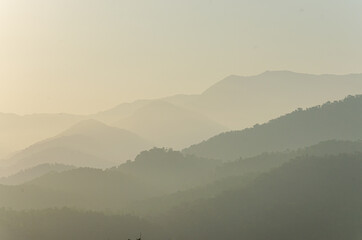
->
184 95 362 160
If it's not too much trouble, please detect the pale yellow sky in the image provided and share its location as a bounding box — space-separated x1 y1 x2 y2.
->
1 0 362 114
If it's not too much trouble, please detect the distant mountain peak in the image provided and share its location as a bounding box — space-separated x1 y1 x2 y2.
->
59 119 132 137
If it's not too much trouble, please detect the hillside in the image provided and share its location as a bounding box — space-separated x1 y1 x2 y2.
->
0 120 152 177
96 72 362 131
195 71 362 128
0 113 83 158
114 101 226 149
114 148 221 192
2 140 362 213
0 163 75 185
2 72 362 157
216 140 362 177
0 167 163 210
162 153 362 240
126 140 362 217
184 95 362 161
0 148 219 210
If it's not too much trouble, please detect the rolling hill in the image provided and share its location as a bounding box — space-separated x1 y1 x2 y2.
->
114 101 227 149
114 148 221 192
0 163 75 185
0 120 152 176
0 113 83 158
97 71 362 130
184 95 362 161
162 153 362 240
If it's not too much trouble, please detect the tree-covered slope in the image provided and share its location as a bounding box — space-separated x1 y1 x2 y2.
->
162 154 362 240
184 95 362 161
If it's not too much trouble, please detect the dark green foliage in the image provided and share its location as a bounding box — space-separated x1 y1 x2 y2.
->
184 95 362 160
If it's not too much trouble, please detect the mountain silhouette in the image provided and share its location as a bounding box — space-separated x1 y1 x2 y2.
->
114 101 227 149
184 95 362 161
0 120 152 176
0 163 75 185
96 71 362 130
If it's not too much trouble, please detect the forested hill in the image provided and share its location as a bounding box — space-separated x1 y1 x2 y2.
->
161 153 362 240
184 95 362 161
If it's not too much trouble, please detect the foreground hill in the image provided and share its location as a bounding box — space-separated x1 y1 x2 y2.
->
2 153 361 239
184 95 362 161
2 141 361 212
162 153 362 240
114 101 226 149
127 140 362 217
1 120 152 176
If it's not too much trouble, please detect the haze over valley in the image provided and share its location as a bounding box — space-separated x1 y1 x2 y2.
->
1 1 362 239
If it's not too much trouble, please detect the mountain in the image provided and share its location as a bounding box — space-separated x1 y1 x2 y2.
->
193 71 362 129
93 99 152 124
0 113 83 158
0 163 75 185
2 72 362 156
0 120 152 176
96 71 362 131
162 153 362 240
114 101 227 149
0 148 220 210
3 140 361 213
184 95 362 161
126 140 362 217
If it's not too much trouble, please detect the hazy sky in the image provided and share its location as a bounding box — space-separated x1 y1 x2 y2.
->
1 0 362 114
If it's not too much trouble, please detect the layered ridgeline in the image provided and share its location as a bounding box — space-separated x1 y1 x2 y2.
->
1 140 361 213
114 101 226 149
125 140 362 217
0 163 75 185
0 113 83 158
0 120 152 177
1 152 362 239
0 148 221 210
193 71 362 129
1 71 362 158
96 71 362 130
184 95 362 161
160 154 362 240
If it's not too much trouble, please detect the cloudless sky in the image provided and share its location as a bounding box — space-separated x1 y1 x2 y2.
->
1 0 362 114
